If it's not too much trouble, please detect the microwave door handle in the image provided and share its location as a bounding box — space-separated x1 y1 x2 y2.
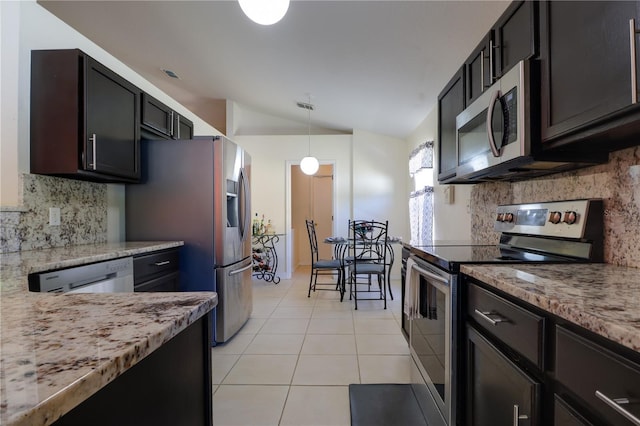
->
486 90 502 157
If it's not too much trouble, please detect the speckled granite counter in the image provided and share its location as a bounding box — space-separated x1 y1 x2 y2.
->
0 242 218 426
461 263 640 353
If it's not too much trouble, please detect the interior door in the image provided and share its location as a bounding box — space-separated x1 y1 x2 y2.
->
291 164 334 266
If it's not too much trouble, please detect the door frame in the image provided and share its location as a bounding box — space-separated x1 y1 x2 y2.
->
285 159 337 278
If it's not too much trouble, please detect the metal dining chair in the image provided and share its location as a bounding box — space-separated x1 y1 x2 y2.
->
347 220 389 309
305 220 344 300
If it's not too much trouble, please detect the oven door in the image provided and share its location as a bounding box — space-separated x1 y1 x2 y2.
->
407 256 457 426
456 59 529 179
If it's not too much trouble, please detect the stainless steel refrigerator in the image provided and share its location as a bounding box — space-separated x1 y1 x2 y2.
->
126 135 252 344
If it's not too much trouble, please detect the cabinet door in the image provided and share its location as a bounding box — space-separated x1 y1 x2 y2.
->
85 57 140 179
466 325 541 426
540 1 640 142
437 67 465 182
494 1 537 78
135 272 180 292
176 114 194 140
465 33 493 105
554 395 594 426
141 93 173 139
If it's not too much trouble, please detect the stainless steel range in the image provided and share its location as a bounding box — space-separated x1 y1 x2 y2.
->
405 199 604 426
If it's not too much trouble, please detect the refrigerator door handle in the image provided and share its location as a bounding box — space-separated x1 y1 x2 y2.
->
239 167 250 241
228 262 252 276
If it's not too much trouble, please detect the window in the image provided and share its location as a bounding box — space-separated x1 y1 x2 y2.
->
409 141 434 245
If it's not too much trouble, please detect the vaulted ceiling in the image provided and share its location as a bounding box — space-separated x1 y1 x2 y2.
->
39 0 510 138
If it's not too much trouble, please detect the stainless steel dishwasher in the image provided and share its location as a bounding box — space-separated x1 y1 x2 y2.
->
29 257 134 293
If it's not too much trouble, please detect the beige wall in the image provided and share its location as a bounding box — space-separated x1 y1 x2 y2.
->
237 131 408 278
235 134 352 278
406 106 474 242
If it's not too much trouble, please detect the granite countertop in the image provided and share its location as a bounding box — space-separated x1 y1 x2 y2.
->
0 242 218 426
461 263 640 353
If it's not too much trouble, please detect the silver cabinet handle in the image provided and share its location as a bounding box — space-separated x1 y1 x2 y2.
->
480 49 485 93
474 309 508 326
630 19 639 104
154 261 170 266
596 390 640 425
513 405 529 425
170 110 175 137
176 114 181 139
490 39 498 83
89 133 97 169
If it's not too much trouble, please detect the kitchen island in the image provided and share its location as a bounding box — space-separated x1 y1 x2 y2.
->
0 242 217 426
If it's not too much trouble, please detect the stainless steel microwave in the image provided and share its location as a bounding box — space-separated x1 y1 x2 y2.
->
454 60 606 182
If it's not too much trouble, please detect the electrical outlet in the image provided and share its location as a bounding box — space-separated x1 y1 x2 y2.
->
49 207 61 226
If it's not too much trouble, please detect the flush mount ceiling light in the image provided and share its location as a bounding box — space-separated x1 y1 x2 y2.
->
299 96 319 176
238 0 290 26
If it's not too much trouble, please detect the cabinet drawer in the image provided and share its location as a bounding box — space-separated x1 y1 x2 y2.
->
134 249 179 282
467 283 545 369
556 326 640 426
135 271 180 292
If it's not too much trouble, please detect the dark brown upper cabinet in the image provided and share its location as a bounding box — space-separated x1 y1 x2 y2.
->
464 2 538 106
540 1 640 151
464 33 494 106
30 49 141 183
494 1 538 78
141 93 193 140
437 66 465 183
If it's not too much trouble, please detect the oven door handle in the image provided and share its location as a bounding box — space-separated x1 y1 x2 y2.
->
409 262 449 285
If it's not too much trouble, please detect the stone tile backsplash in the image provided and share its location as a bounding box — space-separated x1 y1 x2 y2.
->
0 174 107 253
471 146 640 268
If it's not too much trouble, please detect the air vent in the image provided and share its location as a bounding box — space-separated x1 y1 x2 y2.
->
161 68 180 79
296 101 314 111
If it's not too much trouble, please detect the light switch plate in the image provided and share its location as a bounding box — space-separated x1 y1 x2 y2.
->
49 207 61 226
444 186 455 204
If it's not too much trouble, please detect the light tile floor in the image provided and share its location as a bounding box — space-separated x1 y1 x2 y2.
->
212 266 409 426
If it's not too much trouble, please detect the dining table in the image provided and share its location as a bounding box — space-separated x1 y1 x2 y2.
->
323 235 402 300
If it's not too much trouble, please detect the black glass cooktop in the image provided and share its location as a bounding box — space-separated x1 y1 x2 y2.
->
410 243 582 273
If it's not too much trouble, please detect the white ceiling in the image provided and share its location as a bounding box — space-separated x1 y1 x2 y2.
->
39 0 510 139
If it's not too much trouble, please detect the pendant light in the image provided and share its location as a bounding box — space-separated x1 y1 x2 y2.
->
299 96 319 176
238 0 290 26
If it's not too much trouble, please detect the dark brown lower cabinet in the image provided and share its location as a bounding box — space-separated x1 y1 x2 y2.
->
554 395 593 426
462 275 640 425
466 325 541 426
555 325 640 426
53 313 212 425
134 248 180 292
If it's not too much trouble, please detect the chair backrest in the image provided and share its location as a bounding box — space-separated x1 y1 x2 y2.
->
305 219 320 262
349 220 389 269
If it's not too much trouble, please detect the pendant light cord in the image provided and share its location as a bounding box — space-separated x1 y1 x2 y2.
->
308 94 312 156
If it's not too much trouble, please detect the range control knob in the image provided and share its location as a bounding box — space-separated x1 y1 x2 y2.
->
563 211 578 225
504 213 515 223
496 213 505 222
549 211 562 224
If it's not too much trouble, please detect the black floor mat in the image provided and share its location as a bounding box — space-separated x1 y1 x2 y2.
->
349 384 429 426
